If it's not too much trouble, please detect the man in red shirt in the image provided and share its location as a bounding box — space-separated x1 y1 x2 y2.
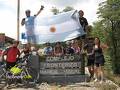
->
2 40 20 69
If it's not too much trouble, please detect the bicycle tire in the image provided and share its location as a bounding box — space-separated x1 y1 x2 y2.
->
0 67 6 83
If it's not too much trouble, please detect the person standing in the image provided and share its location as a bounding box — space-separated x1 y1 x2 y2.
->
78 10 88 33
78 10 89 61
72 10 88 37
94 37 105 83
2 41 20 70
84 38 95 80
20 43 31 58
21 5 44 44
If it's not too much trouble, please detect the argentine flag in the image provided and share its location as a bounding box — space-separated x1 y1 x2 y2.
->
21 10 85 44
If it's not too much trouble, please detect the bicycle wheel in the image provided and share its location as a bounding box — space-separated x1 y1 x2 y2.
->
20 68 33 86
28 67 40 83
0 67 6 83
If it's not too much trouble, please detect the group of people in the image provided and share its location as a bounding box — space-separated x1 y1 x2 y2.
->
84 37 106 83
0 39 80 71
1 37 106 83
0 5 107 84
44 40 81 56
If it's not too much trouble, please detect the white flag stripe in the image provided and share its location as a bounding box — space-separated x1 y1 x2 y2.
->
34 19 80 35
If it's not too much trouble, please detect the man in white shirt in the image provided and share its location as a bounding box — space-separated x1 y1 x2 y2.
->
21 5 44 44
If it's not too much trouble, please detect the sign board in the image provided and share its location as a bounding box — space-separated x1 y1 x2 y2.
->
39 55 83 75
38 54 87 83
28 54 87 83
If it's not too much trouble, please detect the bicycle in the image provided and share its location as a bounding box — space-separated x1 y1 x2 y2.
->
0 54 40 89
7 55 34 86
0 62 7 84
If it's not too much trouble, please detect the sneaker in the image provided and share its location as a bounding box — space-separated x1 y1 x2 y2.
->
99 80 103 84
94 78 98 82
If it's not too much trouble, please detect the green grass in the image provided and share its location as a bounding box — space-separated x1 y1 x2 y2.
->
104 53 120 87
104 70 120 87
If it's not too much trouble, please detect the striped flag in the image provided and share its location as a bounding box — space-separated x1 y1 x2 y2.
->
21 10 85 44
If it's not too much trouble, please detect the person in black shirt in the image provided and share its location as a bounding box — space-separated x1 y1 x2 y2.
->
94 37 105 83
77 10 89 58
84 38 95 79
78 10 88 32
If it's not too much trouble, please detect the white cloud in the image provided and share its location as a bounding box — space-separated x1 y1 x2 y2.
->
74 0 99 24
0 10 17 39
0 0 105 39
39 0 89 7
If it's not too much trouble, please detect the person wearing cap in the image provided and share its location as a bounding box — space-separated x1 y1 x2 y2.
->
2 40 20 70
21 5 44 44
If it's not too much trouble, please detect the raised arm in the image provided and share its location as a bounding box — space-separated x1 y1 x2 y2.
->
34 5 44 17
71 10 78 19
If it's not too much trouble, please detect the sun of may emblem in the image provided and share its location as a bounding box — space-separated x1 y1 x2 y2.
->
50 26 56 33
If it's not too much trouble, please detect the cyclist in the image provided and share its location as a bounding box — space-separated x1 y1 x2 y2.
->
2 40 20 70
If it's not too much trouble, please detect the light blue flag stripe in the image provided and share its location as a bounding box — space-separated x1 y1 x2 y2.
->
35 10 75 26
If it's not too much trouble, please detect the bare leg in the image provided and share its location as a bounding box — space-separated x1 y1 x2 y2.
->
88 66 94 79
99 66 104 82
94 66 99 82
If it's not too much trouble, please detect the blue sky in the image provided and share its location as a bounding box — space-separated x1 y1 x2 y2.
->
0 0 105 39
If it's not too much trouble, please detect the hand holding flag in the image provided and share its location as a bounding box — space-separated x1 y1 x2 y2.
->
40 5 44 10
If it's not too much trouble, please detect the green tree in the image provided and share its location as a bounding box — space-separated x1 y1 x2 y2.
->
93 0 120 74
62 6 74 12
91 21 106 43
51 7 60 15
51 6 74 15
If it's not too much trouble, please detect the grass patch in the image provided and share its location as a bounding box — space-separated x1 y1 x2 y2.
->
96 83 118 90
104 54 120 87
104 70 120 87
